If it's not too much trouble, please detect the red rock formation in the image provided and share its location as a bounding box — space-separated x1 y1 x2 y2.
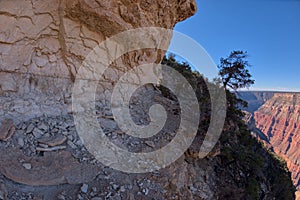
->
254 93 300 189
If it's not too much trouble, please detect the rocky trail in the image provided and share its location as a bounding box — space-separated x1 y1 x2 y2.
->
0 88 206 200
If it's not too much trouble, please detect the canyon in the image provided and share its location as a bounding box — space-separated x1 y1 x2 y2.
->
0 0 295 199
240 91 300 197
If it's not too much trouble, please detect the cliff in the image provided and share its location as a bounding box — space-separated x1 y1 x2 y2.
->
237 91 275 113
254 93 300 190
239 91 300 198
0 1 295 199
0 0 196 123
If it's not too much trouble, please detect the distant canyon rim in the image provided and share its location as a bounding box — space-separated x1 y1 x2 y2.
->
239 91 300 196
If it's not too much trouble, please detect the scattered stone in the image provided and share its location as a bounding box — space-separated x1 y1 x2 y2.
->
38 134 67 147
142 188 149 195
62 131 68 136
106 192 112 199
77 194 83 200
21 123 27 130
91 197 102 200
38 143 49 148
32 128 43 139
189 186 197 192
0 119 15 141
51 128 59 134
17 137 25 147
26 123 35 134
169 131 176 137
22 163 32 170
120 186 126 192
112 184 119 190
57 194 66 200
67 141 77 149
100 119 117 131
0 183 8 200
0 192 4 200
75 139 83 146
37 123 48 131
111 134 117 139
0 0 201 198
36 145 66 152
81 184 88 193
67 135 73 141
145 141 155 148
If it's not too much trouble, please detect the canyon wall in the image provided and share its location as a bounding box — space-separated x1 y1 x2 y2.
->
237 91 275 113
254 93 300 190
240 91 300 197
0 0 196 123
0 1 296 199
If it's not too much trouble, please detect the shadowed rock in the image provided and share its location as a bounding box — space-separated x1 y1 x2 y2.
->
0 119 15 141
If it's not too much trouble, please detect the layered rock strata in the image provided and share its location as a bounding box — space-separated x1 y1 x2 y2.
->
0 0 196 123
254 93 300 189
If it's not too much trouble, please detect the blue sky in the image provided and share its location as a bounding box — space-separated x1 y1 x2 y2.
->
171 0 300 91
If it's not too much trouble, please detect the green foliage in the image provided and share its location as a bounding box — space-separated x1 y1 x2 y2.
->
218 50 254 90
161 54 211 106
246 178 259 200
161 53 295 199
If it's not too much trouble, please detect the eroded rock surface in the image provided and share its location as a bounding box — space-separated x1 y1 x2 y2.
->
254 93 300 190
0 1 295 199
0 148 100 186
0 0 199 198
0 0 196 123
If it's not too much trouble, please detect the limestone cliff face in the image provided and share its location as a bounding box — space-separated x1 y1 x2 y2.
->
0 0 196 122
254 93 300 189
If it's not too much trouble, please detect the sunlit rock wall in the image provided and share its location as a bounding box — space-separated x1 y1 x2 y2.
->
0 0 196 123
